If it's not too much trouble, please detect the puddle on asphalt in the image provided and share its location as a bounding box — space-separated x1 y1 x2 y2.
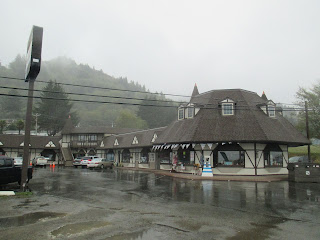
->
51 221 110 237
0 212 67 228
175 219 202 231
106 229 162 240
226 217 286 240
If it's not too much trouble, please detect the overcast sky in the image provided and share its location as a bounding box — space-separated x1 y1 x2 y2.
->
1 0 320 104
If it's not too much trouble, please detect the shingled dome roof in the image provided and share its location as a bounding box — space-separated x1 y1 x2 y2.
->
155 89 309 147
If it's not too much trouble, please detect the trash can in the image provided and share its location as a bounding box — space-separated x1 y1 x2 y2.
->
287 162 320 183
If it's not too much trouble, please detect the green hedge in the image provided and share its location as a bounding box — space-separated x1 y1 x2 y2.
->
288 145 320 163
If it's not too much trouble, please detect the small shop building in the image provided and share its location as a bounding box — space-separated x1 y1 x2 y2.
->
103 85 310 176
0 134 61 162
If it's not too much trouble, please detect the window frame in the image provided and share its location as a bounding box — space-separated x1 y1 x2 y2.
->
213 143 245 167
263 144 283 167
187 107 194 118
178 108 184 120
222 103 234 116
268 105 276 117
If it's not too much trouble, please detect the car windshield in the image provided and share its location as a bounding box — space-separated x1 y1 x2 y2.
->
289 156 308 163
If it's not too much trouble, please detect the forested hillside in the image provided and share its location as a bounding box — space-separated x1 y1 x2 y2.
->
0 55 178 129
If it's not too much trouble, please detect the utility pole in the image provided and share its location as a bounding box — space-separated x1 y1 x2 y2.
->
33 113 40 135
305 101 311 163
20 26 43 191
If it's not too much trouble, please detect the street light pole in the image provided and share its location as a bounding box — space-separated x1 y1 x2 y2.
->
33 113 40 135
20 25 43 191
21 79 35 191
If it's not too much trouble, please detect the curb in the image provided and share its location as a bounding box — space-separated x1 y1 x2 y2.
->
115 167 288 182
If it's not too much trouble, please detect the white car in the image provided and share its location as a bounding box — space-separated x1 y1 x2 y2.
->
80 156 102 168
87 158 103 168
13 157 23 166
33 156 48 166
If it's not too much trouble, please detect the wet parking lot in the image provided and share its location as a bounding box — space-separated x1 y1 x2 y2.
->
1 167 320 240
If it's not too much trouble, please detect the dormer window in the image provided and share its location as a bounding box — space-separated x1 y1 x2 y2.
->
267 101 276 117
178 108 184 120
222 103 233 115
187 106 194 118
268 105 275 117
221 99 235 116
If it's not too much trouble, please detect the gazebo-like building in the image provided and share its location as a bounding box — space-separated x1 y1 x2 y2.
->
102 85 309 176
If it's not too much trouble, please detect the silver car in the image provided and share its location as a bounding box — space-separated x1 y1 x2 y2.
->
13 157 23 166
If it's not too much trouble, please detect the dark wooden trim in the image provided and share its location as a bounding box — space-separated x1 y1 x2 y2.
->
254 143 257 176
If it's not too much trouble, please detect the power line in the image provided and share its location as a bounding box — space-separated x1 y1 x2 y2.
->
0 75 192 98
0 85 184 105
0 92 310 111
0 75 307 107
0 75 301 106
0 92 179 108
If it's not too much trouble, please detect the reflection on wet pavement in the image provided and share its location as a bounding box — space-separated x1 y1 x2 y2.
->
10 167 319 240
106 229 163 240
0 212 67 227
51 221 110 237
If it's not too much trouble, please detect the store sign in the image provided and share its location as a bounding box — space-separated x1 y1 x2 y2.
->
25 26 43 81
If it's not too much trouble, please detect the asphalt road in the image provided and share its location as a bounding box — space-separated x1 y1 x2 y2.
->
0 167 320 240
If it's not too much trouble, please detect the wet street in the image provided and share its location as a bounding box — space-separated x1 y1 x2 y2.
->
0 167 320 240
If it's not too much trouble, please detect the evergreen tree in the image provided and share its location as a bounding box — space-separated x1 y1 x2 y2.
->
8 54 26 78
297 82 320 138
1 89 24 119
115 109 147 129
35 80 78 136
0 120 6 134
137 95 177 128
16 119 25 134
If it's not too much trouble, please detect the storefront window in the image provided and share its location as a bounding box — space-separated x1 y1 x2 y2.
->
140 149 149 163
177 148 192 165
214 143 245 167
264 151 283 167
106 152 114 161
218 151 244 166
159 150 172 164
122 149 131 163
263 144 283 167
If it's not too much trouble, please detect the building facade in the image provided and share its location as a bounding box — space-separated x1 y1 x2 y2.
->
101 86 309 176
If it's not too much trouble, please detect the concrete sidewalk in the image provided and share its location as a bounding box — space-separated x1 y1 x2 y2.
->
117 167 288 182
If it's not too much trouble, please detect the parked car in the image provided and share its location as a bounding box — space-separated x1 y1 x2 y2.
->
87 158 103 169
0 156 33 185
97 158 114 169
13 157 23 166
32 156 48 167
80 156 102 168
73 157 82 168
289 156 309 163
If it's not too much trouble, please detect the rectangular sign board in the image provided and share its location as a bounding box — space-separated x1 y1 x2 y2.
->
25 25 43 81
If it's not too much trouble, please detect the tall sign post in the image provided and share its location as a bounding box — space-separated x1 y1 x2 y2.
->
21 26 43 191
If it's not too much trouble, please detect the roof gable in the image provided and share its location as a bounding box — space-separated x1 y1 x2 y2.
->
45 141 56 147
151 133 158 143
132 136 139 145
